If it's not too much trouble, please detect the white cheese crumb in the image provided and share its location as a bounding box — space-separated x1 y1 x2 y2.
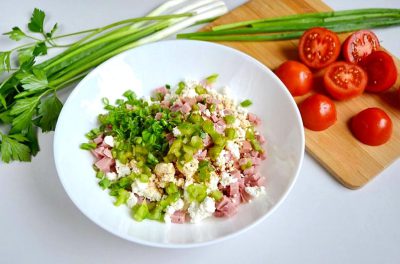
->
131 179 162 201
220 171 238 187
207 172 220 194
115 160 131 177
188 197 216 223
226 141 240 160
203 109 211 117
105 172 117 181
126 193 138 208
103 135 114 147
154 163 176 188
215 150 228 167
180 159 199 178
172 127 182 137
245 186 266 197
164 198 185 223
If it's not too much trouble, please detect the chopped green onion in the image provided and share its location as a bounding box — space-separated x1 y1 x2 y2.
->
186 183 207 203
98 178 111 190
132 202 149 222
96 171 105 179
223 115 236 125
176 81 185 95
210 190 223 201
80 142 97 150
114 189 130 206
225 127 237 140
166 182 179 195
205 74 218 84
139 174 149 183
195 85 208 94
240 99 252 108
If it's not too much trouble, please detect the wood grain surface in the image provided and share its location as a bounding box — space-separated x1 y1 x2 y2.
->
202 0 400 189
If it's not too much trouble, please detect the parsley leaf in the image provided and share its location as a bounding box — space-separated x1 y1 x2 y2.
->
0 51 12 74
26 124 40 156
28 8 46 33
17 46 36 66
17 68 48 91
46 23 58 38
35 95 63 132
3 27 27 41
9 96 40 133
0 132 31 163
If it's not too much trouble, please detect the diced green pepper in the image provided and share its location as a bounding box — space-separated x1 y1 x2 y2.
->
223 115 236 125
98 178 111 190
205 74 218 84
210 190 223 201
240 99 252 107
225 127 237 140
186 183 207 203
176 81 185 95
208 145 223 161
195 85 208 94
132 202 149 222
80 142 97 150
114 189 130 206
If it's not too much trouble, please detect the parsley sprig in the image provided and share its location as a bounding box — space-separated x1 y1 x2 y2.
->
0 2 223 163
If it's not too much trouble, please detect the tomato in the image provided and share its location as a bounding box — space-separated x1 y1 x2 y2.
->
342 30 380 63
351 107 392 146
298 27 341 69
323 61 368 100
275 60 313 96
360 51 397 92
299 94 337 131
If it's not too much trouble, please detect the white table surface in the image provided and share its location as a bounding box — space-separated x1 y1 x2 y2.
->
1 0 399 263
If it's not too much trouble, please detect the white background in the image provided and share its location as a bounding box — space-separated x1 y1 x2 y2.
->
1 0 399 263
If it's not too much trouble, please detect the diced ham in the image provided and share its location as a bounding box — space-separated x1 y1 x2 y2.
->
94 157 114 172
155 112 163 120
170 101 183 112
231 194 241 206
214 120 226 134
244 173 262 187
93 146 105 157
196 95 204 102
197 103 206 112
260 152 267 160
240 188 252 203
227 182 240 197
155 86 168 95
214 196 238 217
250 150 259 157
211 114 219 123
202 134 212 147
248 113 262 126
251 157 261 166
171 210 186 224
180 102 191 114
194 149 207 160
93 134 103 145
182 97 196 106
224 109 233 115
91 150 103 159
257 134 266 144
243 166 255 176
103 148 113 158
160 100 171 109
238 158 250 166
241 141 252 153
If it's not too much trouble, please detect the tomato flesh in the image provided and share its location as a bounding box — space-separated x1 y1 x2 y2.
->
275 60 313 96
299 94 337 131
299 27 341 69
323 61 367 100
351 107 392 146
360 51 397 92
342 30 380 63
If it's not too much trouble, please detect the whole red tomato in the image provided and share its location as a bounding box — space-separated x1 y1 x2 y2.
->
299 94 337 131
351 107 392 146
275 60 313 96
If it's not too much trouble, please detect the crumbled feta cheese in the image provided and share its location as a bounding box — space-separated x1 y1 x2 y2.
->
105 172 117 181
126 193 138 208
129 160 141 174
115 160 131 177
226 141 240 160
220 171 238 187
188 197 216 223
103 135 114 147
154 163 176 187
215 150 228 167
221 86 230 96
203 109 211 117
131 179 162 201
172 127 182 137
245 186 266 197
180 159 199 178
176 178 185 187
207 172 219 194
237 106 248 116
236 127 246 140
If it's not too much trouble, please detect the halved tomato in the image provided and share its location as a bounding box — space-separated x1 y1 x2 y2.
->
360 50 397 93
298 27 341 69
342 30 380 63
299 94 337 131
275 60 313 96
323 61 368 100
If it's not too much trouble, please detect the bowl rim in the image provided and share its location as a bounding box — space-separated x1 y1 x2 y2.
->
54 39 305 248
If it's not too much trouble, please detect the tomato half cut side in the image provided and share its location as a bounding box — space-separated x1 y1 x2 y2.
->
360 50 398 93
323 61 368 100
351 107 392 146
342 30 380 63
298 27 341 69
299 94 337 131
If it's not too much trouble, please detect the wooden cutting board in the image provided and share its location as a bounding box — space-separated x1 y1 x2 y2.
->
201 0 400 189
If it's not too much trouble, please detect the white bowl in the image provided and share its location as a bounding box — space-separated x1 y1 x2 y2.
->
54 40 304 248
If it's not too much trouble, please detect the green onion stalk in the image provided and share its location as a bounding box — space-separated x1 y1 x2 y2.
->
0 0 228 163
